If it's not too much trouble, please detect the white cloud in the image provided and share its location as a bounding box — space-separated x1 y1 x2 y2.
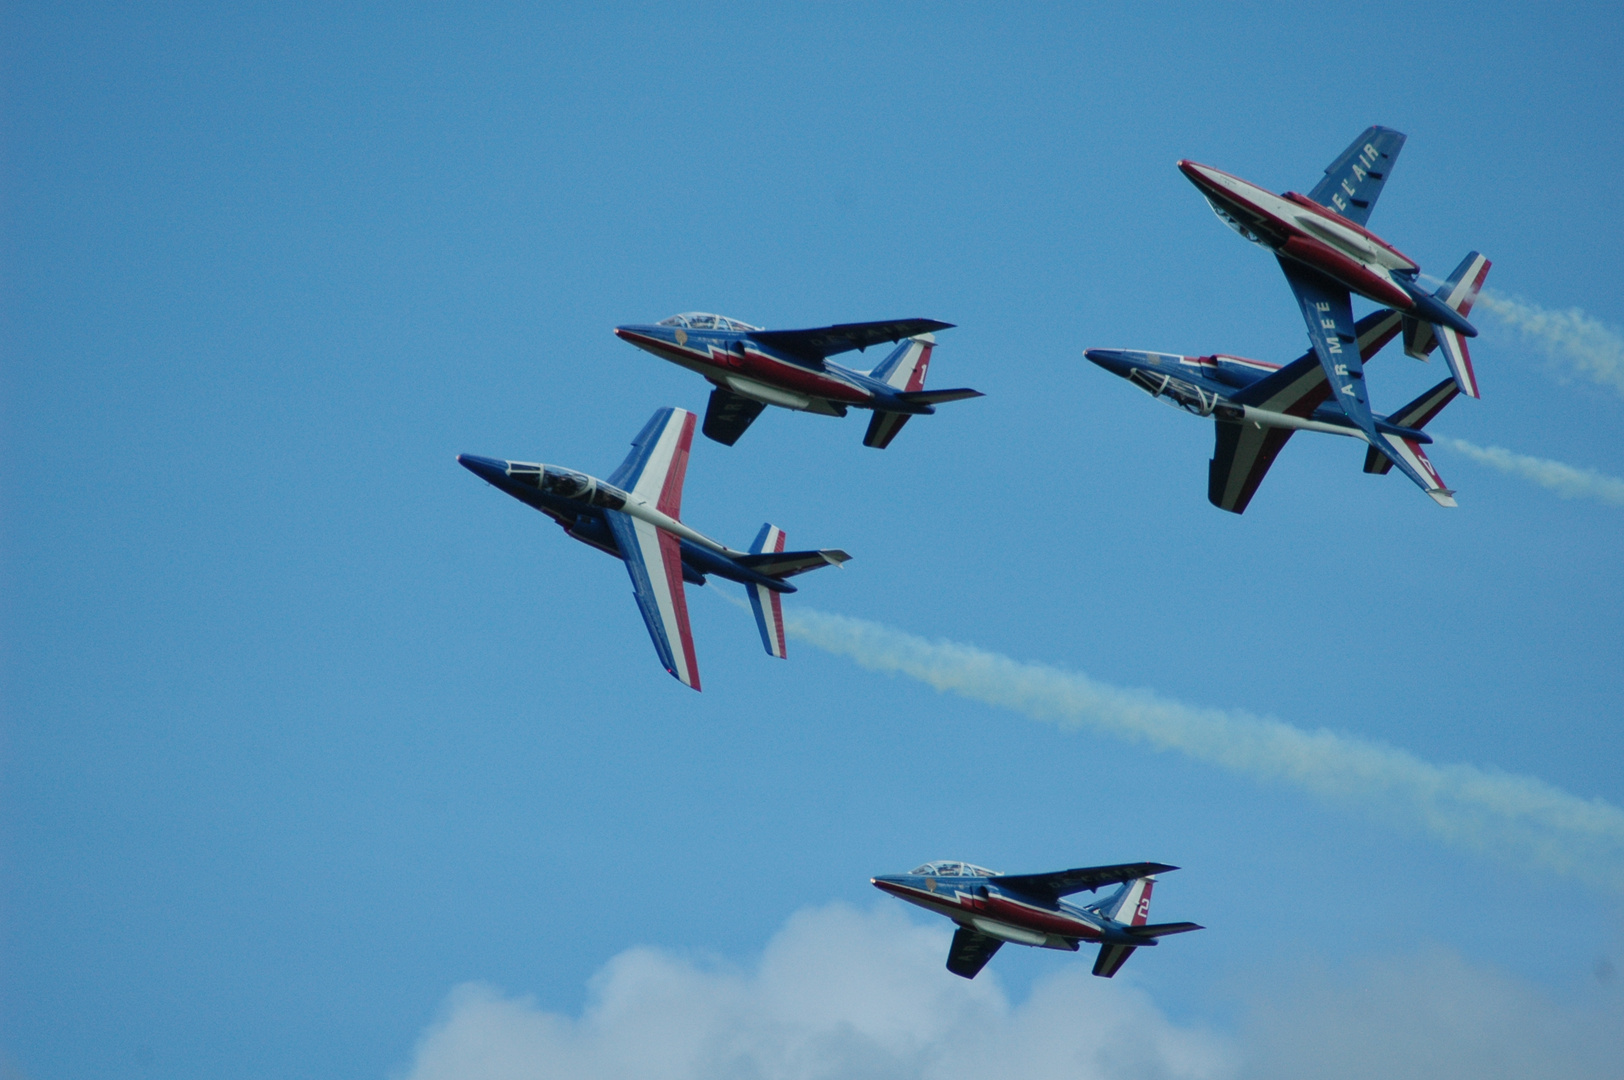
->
396 905 1624 1080
1239 946 1624 1080
780 610 1624 893
1474 290 1624 397
1438 436 1624 507
397 903 1231 1080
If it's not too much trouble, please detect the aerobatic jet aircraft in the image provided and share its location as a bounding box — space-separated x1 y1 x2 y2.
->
458 407 848 690
613 313 982 448
1179 126 1490 421
873 860 1201 979
1085 253 1488 512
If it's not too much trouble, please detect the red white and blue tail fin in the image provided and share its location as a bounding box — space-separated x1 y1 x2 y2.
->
863 334 935 450
868 333 936 391
1402 252 1490 398
1093 875 1156 978
746 524 789 659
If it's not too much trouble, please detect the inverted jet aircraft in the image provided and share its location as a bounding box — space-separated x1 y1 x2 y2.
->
613 313 982 448
1085 252 1489 512
873 860 1201 979
458 407 848 690
1179 126 1489 425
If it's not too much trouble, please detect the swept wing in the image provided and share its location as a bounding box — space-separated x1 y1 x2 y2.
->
946 926 1004 979
996 862 1177 903
747 318 954 367
604 409 702 689
1305 125 1405 226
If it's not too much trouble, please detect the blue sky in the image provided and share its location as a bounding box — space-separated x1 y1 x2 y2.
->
4 3 1622 1078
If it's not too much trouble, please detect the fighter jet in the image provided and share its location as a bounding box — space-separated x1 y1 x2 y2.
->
457 407 848 690
1179 126 1489 414
613 313 982 448
873 860 1201 979
1085 259 1486 513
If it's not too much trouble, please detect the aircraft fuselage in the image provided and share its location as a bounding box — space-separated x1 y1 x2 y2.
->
613 326 939 416
455 454 793 593
871 874 1144 951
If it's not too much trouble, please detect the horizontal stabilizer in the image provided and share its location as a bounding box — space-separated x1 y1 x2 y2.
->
1127 921 1204 939
747 319 954 364
894 387 985 406
996 862 1177 903
864 411 910 449
733 549 850 579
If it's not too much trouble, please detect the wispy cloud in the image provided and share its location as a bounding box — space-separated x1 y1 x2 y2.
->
397 905 1624 1080
1474 290 1624 397
1438 437 1624 507
780 609 1624 892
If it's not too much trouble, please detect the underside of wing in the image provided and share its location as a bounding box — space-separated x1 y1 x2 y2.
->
946 926 1004 979
732 549 850 578
1306 125 1405 226
747 319 954 364
603 510 701 690
1209 420 1295 514
1279 259 1377 436
702 387 769 446
996 862 1177 903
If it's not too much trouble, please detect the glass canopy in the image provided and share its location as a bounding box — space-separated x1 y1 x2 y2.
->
908 860 1000 878
656 312 762 332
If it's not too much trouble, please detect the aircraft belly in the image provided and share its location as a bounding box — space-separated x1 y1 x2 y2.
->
739 354 869 404
983 895 1097 939
1278 236 1413 310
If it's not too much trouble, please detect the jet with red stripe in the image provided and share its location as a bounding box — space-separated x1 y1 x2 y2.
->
1179 126 1488 404
873 860 1201 980
613 313 982 448
1087 249 1490 512
457 407 848 690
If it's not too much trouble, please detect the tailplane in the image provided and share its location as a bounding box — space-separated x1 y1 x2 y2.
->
863 334 982 449
1365 378 1460 506
1402 251 1491 398
738 525 851 659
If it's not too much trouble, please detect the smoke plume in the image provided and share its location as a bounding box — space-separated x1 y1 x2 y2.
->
781 609 1624 892
1474 290 1624 397
1439 437 1624 507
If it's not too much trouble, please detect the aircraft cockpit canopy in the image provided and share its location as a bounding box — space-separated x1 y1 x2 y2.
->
909 860 1000 878
657 312 762 332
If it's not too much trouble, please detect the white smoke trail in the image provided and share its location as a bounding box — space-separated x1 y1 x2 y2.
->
1474 290 1624 397
1438 437 1624 507
780 608 1624 891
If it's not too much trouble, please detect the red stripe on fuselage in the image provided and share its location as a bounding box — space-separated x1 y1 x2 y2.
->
616 330 872 405
874 881 1101 940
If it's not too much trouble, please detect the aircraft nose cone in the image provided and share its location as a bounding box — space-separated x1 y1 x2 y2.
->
457 454 510 485
1084 349 1134 375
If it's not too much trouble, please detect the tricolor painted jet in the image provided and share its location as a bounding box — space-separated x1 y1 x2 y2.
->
457 407 848 690
1086 263 1485 513
873 860 1201 979
613 313 982 448
1179 126 1490 417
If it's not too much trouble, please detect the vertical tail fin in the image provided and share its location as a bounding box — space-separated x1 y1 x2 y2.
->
867 333 936 391
1092 876 1155 978
1402 252 1490 398
746 524 788 659
862 335 935 450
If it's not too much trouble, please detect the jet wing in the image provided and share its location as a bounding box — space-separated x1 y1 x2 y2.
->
946 926 1003 979
1210 309 1405 514
607 407 697 517
732 549 851 579
603 509 701 690
1278 259 1379 439
1306 125 1405 226
702 387 768 446
747 319 954 366
996 862 1177 903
